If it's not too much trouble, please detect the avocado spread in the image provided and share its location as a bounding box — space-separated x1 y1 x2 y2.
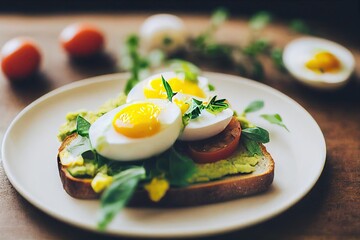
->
58 93 259 184
189 147 259 183
57 93 127 141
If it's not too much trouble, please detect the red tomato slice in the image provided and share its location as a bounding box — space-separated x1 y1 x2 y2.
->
60 23 104 57
187 117 241 164
1 38 41 80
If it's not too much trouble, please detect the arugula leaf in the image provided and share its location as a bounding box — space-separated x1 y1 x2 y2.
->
66 135 93 156
205 96 229 114
161 75 176 102
242 138 263 156
261 113 289 131
156 147 196 187
98 167 146 230
168 147 196 186
76 115 91 137
242 127 270 143
249 11 272 30
244 100 264 114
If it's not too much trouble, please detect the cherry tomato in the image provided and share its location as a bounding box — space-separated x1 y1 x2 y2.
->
60 23 105 57
187 117 241 164
1 37 41 81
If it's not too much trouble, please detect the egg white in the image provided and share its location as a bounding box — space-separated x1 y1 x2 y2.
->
140 14 187 53
89 99 182 161
126 71 210 103
179 108 234 141
283 37 355 89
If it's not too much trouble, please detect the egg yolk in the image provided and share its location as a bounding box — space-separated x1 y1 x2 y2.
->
305 51 341 73
173 98 189 114
112 102 161 138
144 77 206 99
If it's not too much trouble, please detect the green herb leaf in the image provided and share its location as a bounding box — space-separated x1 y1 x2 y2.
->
261 114 289 131
161 75 175 102
271 48 286 72
98 167 146 230
252 59 264 80
243 39 270 57
169 59 200 83
290 19 311 34
249 11 272 30
183 98 204 122
242 138 263 156
156 147 196 187
244 100 264 114
76 115 91 137
211 7 229 28
205 95 229 114
242 126 270 143
122 34 151 95
208 84 215 91
66 135 92 156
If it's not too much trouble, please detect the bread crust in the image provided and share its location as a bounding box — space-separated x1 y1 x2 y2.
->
57 134 274 206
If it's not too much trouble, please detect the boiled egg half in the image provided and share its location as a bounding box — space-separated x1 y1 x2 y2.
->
127 72 233 141
283 37 355 89
140 14 187 53
89 99 182 161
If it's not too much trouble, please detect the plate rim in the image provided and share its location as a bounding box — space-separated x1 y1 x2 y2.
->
1 72 326 238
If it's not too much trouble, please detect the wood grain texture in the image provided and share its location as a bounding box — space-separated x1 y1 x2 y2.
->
0 13 359 240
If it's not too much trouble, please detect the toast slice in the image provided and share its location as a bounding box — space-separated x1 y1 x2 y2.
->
57 134 274 206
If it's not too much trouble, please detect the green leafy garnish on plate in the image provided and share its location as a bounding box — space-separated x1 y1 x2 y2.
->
261 113 289 131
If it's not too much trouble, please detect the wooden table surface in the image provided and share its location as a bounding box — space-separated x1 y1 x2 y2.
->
0 13 359 240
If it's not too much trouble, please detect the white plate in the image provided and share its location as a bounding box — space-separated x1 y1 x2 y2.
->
2 72 326 238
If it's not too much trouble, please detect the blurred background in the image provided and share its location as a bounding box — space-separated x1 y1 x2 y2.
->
1 0 359 39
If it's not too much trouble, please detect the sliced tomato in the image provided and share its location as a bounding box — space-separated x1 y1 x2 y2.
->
187 117 241 164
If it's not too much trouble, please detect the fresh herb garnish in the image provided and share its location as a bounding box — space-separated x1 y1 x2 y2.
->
121 34 153 95
211 7 229 28
249 11 272 30
161 75 176 102
243 39 270 57
183 98 204 124
242 138 263 156
243 100 264 114
76 115 91 137
261 113 289 131
242 127 270 143
271 48 286 72
290 19 311 34
98 166 146 230
169 59 200 83
205 96 229 114
156 147 196 187
208 83 215 91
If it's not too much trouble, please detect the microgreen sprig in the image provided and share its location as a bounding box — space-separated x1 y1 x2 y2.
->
161 75 176 102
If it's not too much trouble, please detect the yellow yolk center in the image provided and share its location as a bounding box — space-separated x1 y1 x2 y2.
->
144 77 206 100
112 102 161 138
306 51 341 73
